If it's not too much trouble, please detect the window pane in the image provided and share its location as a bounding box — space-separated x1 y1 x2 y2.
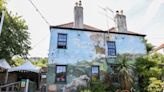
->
92 67 99 74
58 38 67 41
107 42 115 48
108 49 116 56
58 34 67 39
58 42 66 46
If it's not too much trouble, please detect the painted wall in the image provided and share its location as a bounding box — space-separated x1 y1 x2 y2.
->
47 28 147 91
48 28 146 64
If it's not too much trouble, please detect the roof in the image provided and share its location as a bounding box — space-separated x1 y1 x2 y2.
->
54 22 101 31
50 22 146 36
153 43 164 52
8 61 41 73
108 27 145 36
0 59 11 69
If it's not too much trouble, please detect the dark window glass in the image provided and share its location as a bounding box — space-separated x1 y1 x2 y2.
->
57 33 67 49
55 65 67 82
107 41 116 56
110 64 119 83
91 66 99 81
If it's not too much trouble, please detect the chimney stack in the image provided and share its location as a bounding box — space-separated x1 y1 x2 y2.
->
74 0 83 29
114 10 127 32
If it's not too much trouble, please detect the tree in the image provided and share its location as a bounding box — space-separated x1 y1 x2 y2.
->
147 77 163 92
135 54 163 92
117 54 134 90
31 58 48 67
12 57 48 67
144 39 154 54
12 57 24 66
0 0 31 62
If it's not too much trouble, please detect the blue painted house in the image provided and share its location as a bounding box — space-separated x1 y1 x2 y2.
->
47 1 147 92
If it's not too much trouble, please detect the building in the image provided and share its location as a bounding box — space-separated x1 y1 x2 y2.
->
152 43 164 54
47 1 147 92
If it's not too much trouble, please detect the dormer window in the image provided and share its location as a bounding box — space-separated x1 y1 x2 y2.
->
57 33 67 49
107 41 116 56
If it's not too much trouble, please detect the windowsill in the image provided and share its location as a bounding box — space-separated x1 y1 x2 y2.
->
106 55 117 58
57 48 67 49
55 81 67 84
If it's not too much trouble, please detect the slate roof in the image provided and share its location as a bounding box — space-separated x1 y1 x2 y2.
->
108 27 145 36
50 22 145 36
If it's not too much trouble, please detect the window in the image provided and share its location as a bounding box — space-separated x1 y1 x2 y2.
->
55 65 67 82
91 66 99 81
110 64 119 83
107 41 116 56
57 33 67 49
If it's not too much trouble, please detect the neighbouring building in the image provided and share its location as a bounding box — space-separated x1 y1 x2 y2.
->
152 43 164 54
47 1 147 92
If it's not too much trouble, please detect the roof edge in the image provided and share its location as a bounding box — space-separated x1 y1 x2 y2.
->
50 26 146 37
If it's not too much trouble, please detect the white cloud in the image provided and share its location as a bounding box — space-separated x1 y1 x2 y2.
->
135 0 164 31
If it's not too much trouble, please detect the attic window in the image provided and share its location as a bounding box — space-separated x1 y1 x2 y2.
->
57 33 67 49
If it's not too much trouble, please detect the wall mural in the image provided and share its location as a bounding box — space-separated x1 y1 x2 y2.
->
47 28 147 92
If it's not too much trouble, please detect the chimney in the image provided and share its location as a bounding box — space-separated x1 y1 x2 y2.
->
74 0 83 29
114 10 127 32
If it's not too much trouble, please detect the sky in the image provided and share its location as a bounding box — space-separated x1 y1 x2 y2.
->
6 0 164 57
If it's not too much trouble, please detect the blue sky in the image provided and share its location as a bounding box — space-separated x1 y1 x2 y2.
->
6 0 164 57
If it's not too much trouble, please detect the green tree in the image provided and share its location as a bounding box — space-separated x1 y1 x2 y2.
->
147 77 163 92
31 58 48 67
0 0 31 62
151 53 164 64
135 54 163 92
144 39 154 54
117 54 134 90
12 57 24 66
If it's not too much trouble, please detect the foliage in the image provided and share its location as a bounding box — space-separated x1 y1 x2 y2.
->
151 53 164 64
31 58 48 67
136 56 158 77
12 57 24 66
0 0 31 62
135 54 164 92
117 54 135 90
11 57 48 67
144 39 154 53
90 81 107 92
79 89 91 92
147 77 163 92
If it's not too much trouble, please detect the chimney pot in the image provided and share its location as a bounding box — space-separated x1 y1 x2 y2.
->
116 10 119 15
79 0 82 6
120 10 123 15
75 2 78 6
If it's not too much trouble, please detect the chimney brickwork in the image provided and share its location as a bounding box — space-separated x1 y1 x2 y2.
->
115 10 127 32
74 1 83 29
